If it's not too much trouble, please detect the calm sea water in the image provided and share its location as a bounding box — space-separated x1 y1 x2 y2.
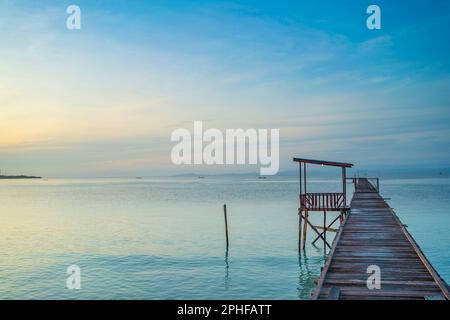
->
0 176 449 299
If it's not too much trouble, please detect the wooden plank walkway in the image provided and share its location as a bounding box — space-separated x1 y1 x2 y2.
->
312 178 450 300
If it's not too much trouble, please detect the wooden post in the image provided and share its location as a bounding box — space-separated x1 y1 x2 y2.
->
302 163 308 249
223 204 229 248
342 167 346 208
298 162 303 249
302 210 308 249
299 162 302 196
303 163 307 195
298 209 303 250
323 211 326 246
342 167 347 222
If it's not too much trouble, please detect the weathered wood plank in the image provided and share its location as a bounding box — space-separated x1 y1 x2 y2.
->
312 178 449 300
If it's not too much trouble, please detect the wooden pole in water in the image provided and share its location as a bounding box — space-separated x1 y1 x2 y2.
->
298 162 303 249
223 204 229 248
302 210 308 250
302 163 308 249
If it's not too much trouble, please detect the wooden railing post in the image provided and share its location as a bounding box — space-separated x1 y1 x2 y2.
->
342 167 347 210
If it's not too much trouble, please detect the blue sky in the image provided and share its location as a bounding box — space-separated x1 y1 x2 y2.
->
1 0 449 176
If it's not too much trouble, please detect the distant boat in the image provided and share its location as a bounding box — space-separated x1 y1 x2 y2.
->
198 176 205 179
258 176 267 179
136 177 143 179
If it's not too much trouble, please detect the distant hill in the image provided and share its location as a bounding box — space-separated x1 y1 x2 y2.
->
0 175 42 179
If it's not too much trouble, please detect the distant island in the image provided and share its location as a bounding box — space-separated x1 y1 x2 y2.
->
0 175 42 179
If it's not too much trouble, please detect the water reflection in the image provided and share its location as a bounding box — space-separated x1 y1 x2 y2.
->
297 247 326 299
224 248 230 290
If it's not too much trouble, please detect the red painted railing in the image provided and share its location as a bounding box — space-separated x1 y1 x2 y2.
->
300 193 345 211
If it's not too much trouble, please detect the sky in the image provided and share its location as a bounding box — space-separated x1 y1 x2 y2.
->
1 0 450 177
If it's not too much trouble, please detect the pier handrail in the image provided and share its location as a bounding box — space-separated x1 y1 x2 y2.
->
300 192 346 211
346 177 380 192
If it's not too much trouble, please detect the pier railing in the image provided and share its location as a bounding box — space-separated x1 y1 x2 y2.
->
300 192 346 211
346 177 379 192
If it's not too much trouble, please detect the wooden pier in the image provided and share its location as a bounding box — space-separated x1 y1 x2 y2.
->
312 178 450 300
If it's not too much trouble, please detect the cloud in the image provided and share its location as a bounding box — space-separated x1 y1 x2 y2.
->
1 1 449 175
357 35 393 54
